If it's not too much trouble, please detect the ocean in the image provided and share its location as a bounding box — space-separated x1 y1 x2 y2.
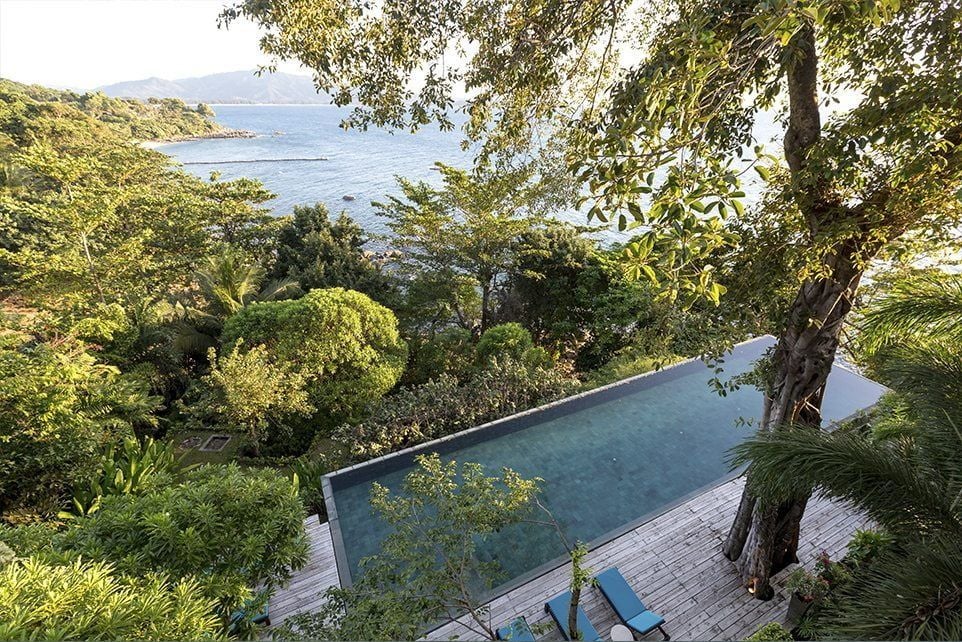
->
159 104 777 239
160 105 486 236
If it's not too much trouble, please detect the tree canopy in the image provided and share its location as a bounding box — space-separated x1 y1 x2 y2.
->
221 288 408 425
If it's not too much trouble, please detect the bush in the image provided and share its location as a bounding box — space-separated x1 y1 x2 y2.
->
844 529 893 568
476 322 534 363
221 288 407 426
402 327 476 386
336 358 577 461
786 567 830 602
60 464 308 613
746 622 793 641
0 558 223 641
291 455 336 519
63 436 184 518
0 523 60 559
0 332 161 518
195 342 314 456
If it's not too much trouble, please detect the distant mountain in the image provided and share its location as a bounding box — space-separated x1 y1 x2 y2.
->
96 70 329 105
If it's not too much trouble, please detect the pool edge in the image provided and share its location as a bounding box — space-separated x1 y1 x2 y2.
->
322 334 778 589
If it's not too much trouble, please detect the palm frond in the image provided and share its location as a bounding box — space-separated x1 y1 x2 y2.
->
732 428 962 538
258 278 302 302
821 535 962 640
860 274 962 353
876 342 962 427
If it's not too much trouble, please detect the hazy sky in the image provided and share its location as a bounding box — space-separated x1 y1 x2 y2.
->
0 0 306 89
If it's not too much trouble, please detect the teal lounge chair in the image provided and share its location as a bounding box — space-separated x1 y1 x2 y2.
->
228 592 270 634
496 616 536 641
595 568 669 640
544 591 603 641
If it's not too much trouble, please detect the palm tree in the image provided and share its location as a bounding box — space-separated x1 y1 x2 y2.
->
172 248 300 357
857 272 962 353
731 272 962 639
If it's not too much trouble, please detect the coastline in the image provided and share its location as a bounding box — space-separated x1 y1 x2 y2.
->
139 128 256 149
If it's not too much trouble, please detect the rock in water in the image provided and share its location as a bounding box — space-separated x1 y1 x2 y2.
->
342 194 356 201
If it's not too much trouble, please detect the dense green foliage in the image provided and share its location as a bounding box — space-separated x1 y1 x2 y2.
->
0 80 275 315
336 357 576 460
64 436 185 518
475 322 535 363
221 288 407 425
271 203 397 305
0 79 223 141
60 464 308 613
0 327 160 518
0 558 224 641
194 342 313 455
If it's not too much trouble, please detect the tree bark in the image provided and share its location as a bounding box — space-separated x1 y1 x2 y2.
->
568 584 582 640
723 23 863 598
725 248 864 596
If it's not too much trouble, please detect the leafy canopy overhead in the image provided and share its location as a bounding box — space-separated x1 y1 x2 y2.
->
225 0 962 306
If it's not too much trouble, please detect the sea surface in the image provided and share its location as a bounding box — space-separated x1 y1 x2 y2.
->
159 105 780 238
160 105 488 236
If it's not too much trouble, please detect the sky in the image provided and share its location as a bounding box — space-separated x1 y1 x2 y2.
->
0 0 306 89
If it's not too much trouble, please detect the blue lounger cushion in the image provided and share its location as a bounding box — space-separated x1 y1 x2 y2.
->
545 591 603 641
496 616 536 641
596 567 667 637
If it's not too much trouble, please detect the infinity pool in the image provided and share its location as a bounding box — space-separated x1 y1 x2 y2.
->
323 336 887 591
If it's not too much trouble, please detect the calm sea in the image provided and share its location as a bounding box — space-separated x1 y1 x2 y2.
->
159 105 776 238
160 105 488 236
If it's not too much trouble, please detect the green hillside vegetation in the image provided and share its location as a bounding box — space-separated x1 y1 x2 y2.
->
0 78 223 141
3 4 961 629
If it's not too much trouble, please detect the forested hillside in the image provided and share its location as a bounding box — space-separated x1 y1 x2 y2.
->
0 79 744 638
0 78 225 141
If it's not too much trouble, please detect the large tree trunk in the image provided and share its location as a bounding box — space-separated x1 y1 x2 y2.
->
721 23 867 597
723 250 864 597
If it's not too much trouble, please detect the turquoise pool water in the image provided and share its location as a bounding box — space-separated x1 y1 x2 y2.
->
325 337 887 589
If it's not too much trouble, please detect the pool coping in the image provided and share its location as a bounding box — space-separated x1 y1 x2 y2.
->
321 334 886 602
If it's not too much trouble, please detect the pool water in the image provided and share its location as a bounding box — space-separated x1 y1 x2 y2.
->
325 337 887 590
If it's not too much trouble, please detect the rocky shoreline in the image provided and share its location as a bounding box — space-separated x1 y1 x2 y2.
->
141 128 256 148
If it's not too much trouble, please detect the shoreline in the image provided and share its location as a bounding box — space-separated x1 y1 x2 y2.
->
139 128 256 149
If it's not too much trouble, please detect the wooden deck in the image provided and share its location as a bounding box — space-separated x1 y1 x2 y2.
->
270 517 340 627
270 478 869 639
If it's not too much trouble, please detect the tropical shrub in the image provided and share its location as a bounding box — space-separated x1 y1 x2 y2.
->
336 357 576 460
476 322 535 364
746 622 793 641
0 330 161 518
844 529 893 569
401 327 476 386
59 464 308 613
63 436 185 518
786 567 830 603
0 558 223 641
291 455 336 519
0 523 60 560
221 288 407 426
194 342 314 456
